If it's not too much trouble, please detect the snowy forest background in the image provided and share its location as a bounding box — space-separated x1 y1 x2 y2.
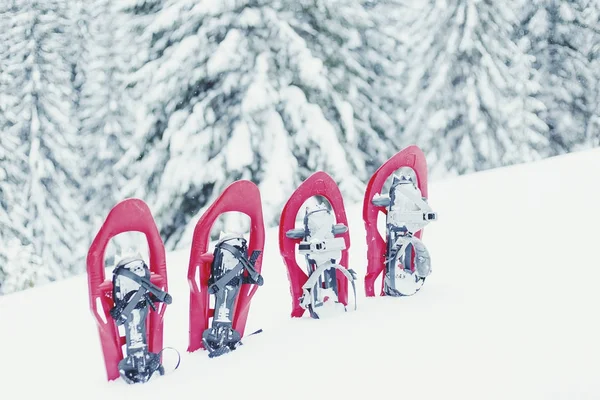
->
0 0 599 294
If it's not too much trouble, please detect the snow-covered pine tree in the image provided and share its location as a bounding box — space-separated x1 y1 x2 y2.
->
591 49 600 148
0 0 87 294
1 2 15 285
286 0 408 171
1 239 47 293
0 113 31 291
77 0 136 235
518 0 600 153
0 106 50 294
119 0 164 76
400 0 549 177
121 0 401 249
0 1 36 290
583 2 600 148
69 0 85 117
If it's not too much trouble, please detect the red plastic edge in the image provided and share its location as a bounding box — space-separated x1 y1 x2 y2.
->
86 198 168 381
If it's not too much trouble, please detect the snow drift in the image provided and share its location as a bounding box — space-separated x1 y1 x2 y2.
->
1 148 599 400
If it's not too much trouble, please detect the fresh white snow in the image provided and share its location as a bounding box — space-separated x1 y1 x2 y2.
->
1 148 600 399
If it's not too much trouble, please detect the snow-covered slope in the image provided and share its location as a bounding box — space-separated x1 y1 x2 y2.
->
1 149 600 399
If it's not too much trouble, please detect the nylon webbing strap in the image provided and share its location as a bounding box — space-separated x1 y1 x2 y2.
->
208 258 245 294
116 267 170 302
209 243 262 293
244 249 262 283
113 267 170 320
120 286 147 320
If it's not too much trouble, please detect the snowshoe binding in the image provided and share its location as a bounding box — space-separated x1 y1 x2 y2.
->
109 257 173 384
372 171 437 296
202 233 263 358
286 204 357 319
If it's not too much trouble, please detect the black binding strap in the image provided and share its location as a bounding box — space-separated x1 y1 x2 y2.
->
208 243 264 294
110 265 172 323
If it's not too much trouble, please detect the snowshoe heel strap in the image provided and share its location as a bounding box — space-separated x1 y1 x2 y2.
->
300 263 358 311
158 347 181 373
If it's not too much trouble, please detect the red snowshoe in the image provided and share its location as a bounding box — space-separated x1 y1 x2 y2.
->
279 171 356 319
187 180 265 356
87 198 171 382
363 145 437 297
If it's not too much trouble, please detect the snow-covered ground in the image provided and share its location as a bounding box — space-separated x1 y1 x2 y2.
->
1 149 600 399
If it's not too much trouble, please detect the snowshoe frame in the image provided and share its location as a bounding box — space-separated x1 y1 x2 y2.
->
86 198 169 381
187 180 265 353
279 171 352 318
363 145 430 297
